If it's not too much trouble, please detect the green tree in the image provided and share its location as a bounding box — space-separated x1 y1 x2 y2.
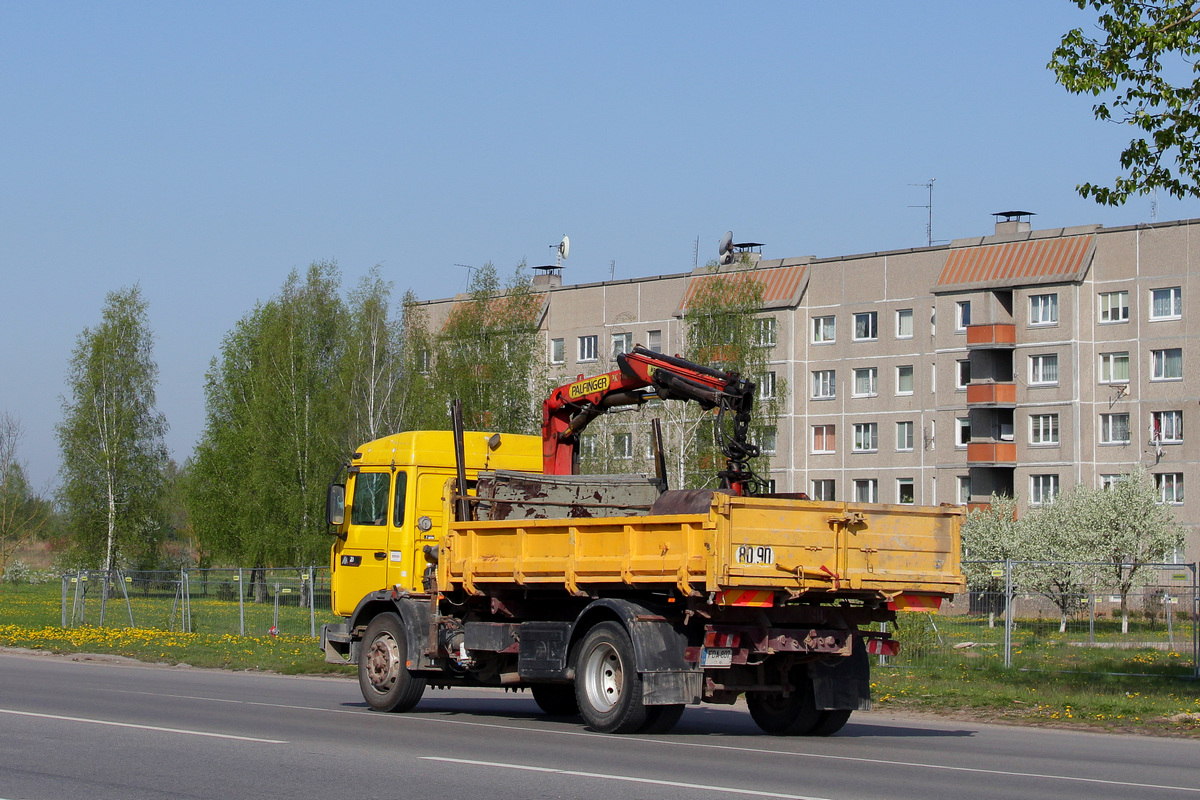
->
960 493 1025 628
188 262 348 571
0 412 53 580
1050 1 1200 204
342 266 405 450
1021 485 1101 632
56 286 169 572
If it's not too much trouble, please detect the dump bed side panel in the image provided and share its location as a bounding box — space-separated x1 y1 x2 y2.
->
440 497 964 600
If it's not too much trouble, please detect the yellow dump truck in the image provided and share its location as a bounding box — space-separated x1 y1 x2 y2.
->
321 428 964 736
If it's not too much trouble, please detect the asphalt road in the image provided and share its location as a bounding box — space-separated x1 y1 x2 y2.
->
0 650 1196 800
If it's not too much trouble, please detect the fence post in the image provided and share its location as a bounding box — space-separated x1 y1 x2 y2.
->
61 574 68 628
1088 591 1095 644
1003 558 1013 669
1193 563 1199 680
237 567 245 637
308 566 316 638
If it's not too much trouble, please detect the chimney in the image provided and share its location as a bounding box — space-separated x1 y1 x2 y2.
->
993 210 1034 235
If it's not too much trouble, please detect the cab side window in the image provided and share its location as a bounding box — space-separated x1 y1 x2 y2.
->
350 472 390 525
392 472 408 528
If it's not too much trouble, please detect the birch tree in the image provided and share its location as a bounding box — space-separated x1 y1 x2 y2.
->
342 266 405 449
0 413 53 580
57 286 169 571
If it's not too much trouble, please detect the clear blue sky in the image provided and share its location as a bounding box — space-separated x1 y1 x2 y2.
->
2 2 1196 490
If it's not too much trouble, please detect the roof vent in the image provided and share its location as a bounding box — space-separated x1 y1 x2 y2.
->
993 210 1034 236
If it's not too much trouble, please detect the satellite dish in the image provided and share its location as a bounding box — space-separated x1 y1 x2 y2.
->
558 235 570 261
719 231 734 265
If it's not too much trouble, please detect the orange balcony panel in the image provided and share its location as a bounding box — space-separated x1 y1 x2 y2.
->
966 323 1016 347
967 442 1017 464
966 382 1017 405
967 502 992 514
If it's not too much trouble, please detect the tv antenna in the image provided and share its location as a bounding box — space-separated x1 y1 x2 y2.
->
454 264 476 291
909 179 935 247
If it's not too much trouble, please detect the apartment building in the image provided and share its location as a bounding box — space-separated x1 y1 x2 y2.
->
420 214 1199 559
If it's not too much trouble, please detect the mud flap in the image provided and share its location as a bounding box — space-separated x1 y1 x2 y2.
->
808 637 871 711
642 670 702 705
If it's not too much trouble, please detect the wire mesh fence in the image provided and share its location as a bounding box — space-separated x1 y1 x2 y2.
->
879 560 1200 678
61 567 339 638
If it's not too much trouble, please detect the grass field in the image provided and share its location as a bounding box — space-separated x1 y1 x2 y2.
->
2 580 1198 735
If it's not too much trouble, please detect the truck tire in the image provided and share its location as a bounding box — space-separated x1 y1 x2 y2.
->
640 703 685 734
574 621 648 733
531 684 580 716
746 670 820 735
810 709 852 736
359 613 426 713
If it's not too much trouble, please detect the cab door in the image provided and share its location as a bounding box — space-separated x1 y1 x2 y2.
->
337 469 393 607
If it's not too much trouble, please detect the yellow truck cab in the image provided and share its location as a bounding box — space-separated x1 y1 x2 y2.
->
329 430 540 617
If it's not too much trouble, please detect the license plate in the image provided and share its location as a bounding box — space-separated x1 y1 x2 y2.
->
702 647 732 667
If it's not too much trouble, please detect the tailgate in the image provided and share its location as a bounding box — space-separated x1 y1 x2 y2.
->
712 495 965 598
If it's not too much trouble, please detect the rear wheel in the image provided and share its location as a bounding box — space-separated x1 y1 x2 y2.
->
574 622 648 733
746 670 821 736
359 613 426 713
531 684 580 716
810 709 852 736
640 703 685 734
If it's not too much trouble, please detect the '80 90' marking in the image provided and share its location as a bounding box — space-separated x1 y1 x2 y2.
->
735 545 774 566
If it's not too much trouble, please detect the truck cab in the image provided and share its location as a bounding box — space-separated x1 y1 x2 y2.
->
328 430 541 615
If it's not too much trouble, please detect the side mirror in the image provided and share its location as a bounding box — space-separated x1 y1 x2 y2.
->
326 484 346 528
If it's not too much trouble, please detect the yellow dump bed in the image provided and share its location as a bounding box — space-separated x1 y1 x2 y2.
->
440 493 965 603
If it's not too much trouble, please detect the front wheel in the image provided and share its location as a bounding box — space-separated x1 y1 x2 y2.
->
358 613 427 712
574 622 648 733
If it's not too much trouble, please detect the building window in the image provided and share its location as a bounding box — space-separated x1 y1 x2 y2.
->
1150 287 1182 320
811 479 835 501
812 315 835 344
1099 474 1125 490
753 426 777 454
1099 413 1131 444
1152 348 1183 380
1099 290 1129 323
955 300 971 332
611 332 633 359
1153 410 1184 443
757 371 776 399
896 364 914 395
755 317 778 348
812 424 835 454
579 434 599 459
578 335 598 362
419 349 431 374
853 311 878 341
853 422 878 452
1099 351 1129 384
1030 413 1059 445
647 329 662 353
549 338 565 364
852 367 878 397
853 479 878 503
956 417 971 447
1029 293 1058 325
612 431 633 459
1030 474 1059 505
957 475 971 506
956 359 971 390
896 421 914 452
896 308 914 339
1156 473 1184 504
812 370 836 399
1030 353 1059 385
897 478 915 505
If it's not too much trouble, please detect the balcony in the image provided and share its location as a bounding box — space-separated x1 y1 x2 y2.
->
967 441 1016 465
966 381 1016 406
966 323 1016 348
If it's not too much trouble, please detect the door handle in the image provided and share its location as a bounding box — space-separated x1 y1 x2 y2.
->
374 552 387 560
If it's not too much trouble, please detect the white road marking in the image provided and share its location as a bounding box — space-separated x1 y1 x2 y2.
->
90 688 1200 794
0 708 287 743
421 756 835 800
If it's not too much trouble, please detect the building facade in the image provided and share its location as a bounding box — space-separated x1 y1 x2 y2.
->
421 215 1200 560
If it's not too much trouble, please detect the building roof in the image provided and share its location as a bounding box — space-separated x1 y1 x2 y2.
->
934 234 1095 292
677 263 809 314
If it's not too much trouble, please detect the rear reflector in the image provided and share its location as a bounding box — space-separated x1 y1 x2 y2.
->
866 638 900 657
714 590 773 607
887 593 943 613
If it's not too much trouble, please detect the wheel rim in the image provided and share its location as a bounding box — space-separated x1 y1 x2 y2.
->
364 632 401 694
581 641 623 713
